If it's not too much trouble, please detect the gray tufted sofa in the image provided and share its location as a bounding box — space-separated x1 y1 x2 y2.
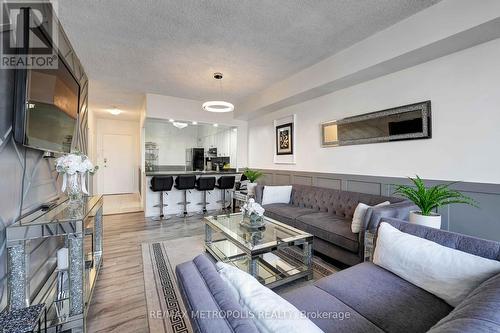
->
255 184 416 265
176 218 500 333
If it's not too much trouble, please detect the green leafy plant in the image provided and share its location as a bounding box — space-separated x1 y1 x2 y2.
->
393 175 478 216
243 168 264 183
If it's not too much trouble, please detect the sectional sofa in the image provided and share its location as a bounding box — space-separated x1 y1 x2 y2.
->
255 184 416 265
176 218 500 333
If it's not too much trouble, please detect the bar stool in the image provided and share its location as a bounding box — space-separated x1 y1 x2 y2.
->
175 175 196 217
216 176 235 213
195 177 216 214
150 176 174 221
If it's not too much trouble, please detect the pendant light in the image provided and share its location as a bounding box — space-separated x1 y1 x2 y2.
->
202 72 234 113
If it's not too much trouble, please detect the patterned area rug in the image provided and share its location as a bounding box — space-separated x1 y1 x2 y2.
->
142 241 194 333
142 236 338 333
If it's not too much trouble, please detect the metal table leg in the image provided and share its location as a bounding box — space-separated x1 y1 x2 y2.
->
205 224 213 246
249 257 258 277
7 242 28 309
303 242 313 280
69 233 84 316
94 206 103 253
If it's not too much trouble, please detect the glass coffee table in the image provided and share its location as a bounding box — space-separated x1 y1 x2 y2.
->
204 213 313 288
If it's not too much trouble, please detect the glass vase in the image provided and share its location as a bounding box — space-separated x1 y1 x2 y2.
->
249 213 263 225
66 173 83 204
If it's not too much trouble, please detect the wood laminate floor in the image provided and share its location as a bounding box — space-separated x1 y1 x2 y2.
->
87 212 205 333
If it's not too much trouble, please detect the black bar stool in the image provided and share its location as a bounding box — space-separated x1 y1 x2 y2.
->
216 176 235 213
150 176 174 221
175 175 196 217
196 177 216 214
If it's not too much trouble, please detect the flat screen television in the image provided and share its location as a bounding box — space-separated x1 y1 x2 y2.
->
14 8 80 154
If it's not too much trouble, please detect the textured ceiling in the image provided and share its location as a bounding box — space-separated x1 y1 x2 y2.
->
56 0 441 116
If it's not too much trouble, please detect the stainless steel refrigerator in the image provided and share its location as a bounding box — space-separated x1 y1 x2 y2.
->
186 148 205 171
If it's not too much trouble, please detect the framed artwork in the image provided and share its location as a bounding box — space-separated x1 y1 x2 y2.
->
276 122 293 155
274 114 296 164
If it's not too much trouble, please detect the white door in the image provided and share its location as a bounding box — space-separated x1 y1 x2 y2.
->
101 134 135 194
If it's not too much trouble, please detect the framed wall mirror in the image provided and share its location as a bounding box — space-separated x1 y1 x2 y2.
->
321 101 431 147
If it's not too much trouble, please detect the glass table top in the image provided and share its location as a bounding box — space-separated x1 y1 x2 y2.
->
204 213 312 253
17 195 102 226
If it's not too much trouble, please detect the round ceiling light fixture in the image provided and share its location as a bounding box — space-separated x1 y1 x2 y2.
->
109 107 122 115
202 72 234 113
172 121 188 129
202 101 234 113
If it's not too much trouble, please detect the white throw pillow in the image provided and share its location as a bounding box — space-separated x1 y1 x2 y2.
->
351 201 390 233
216 262 323 333
373 222 500 307
261 185 293 206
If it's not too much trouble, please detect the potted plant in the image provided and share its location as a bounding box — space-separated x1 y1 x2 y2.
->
394 176 477 229
243 168 264 196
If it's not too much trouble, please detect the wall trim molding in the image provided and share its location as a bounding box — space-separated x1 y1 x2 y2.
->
255 168 500 242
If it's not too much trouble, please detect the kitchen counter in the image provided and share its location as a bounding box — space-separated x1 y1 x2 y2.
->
145 169 240 176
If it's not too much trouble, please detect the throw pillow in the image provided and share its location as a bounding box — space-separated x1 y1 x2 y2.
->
351 201 390 233
216 262 323 333
373 222 500 307
261 185 293 206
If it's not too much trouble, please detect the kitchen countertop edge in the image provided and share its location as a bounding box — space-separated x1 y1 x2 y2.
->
145 170 242 176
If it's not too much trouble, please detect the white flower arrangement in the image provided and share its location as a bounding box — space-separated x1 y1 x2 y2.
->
241 198 265 217
55 151 97 175
55 152 98 195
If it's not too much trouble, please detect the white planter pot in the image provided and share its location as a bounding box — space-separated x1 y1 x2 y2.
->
247 182 258 196
409 211 441 229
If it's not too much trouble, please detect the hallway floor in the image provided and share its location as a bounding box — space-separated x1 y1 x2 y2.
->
103 193 143 215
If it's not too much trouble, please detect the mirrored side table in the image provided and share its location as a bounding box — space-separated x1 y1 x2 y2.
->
364 229 377 262
6 195 103 332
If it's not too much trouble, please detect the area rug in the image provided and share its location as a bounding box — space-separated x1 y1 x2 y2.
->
142 235 339 333
142 239 198 333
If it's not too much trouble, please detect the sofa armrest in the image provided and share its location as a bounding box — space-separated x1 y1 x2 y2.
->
363 200 417 231
357 200 417 259
176 259 233 333
427 273 500 333
254 184 264 204
175 254 259 333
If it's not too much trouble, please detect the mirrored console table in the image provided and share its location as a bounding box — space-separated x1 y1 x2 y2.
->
6 195 103 332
